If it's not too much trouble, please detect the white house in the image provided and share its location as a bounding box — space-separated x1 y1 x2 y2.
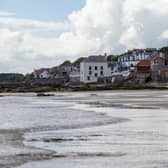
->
80 56 111 83
33 68 50 79
118 48 158 71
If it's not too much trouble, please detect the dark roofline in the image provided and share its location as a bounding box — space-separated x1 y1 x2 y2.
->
82 55 107 63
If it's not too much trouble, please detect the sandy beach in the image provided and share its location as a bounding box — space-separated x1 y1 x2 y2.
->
0 90 168 168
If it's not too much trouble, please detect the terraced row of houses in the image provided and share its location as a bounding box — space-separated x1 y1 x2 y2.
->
33 47 168 85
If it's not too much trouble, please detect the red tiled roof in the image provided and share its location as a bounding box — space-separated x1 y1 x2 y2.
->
136 60 151 67
34 68 49 75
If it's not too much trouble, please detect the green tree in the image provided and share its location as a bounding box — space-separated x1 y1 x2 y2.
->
60 60 71 67
73 57 86 65
159 46 168 53
107 55 118 62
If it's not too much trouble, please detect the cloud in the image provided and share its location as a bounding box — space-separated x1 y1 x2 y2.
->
0 0 168 73
160 30 168 39
0 11 16 17
0 17 71 32
120 0 168 49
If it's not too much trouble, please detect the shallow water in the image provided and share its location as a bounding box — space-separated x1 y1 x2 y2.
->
0 91 168 167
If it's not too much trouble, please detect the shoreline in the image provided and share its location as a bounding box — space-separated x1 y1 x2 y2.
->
0 84 168 93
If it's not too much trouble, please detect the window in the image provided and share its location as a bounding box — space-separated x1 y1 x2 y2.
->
100 66 103 70
89 71 92 75
101 71 104 76
95 73 98 77
89 66 92 70
95 66 98 70
87 76 90 81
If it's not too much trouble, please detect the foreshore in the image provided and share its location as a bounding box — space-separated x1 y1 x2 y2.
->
1 90 168 168
0 82 168 93
0 128 58 168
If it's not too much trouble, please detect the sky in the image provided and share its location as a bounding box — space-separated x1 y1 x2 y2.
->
0 0 168 73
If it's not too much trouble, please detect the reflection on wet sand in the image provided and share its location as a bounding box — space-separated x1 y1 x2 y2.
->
0 90 168 168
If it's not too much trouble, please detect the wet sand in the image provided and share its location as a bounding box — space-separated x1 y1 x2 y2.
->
0 129 57 168
0 90 168 168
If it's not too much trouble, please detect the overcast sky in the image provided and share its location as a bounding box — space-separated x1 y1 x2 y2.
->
0 0 168 73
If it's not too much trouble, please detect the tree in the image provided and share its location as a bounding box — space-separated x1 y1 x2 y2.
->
159 46 168 53
73 57 86 65
60 60 71 67
107 55 118 62
0 73 25 83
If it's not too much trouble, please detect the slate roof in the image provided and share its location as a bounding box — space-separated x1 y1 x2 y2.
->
82 55 107 63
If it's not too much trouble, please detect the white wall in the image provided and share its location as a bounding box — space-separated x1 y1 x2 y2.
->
80 62 111 83
118 52 154 71
39 71 49 79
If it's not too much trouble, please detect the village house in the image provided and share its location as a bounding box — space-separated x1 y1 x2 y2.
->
151 53 168 81
118 48 158 71
108 61 118 75
69 66 80 82
59 61 80 77
133 52 168 82
49 63 80 84
80 55 112 83
33 68 50 79
151 53 166 70
32 47 168 85
135 60 151 82
49 66 63 78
